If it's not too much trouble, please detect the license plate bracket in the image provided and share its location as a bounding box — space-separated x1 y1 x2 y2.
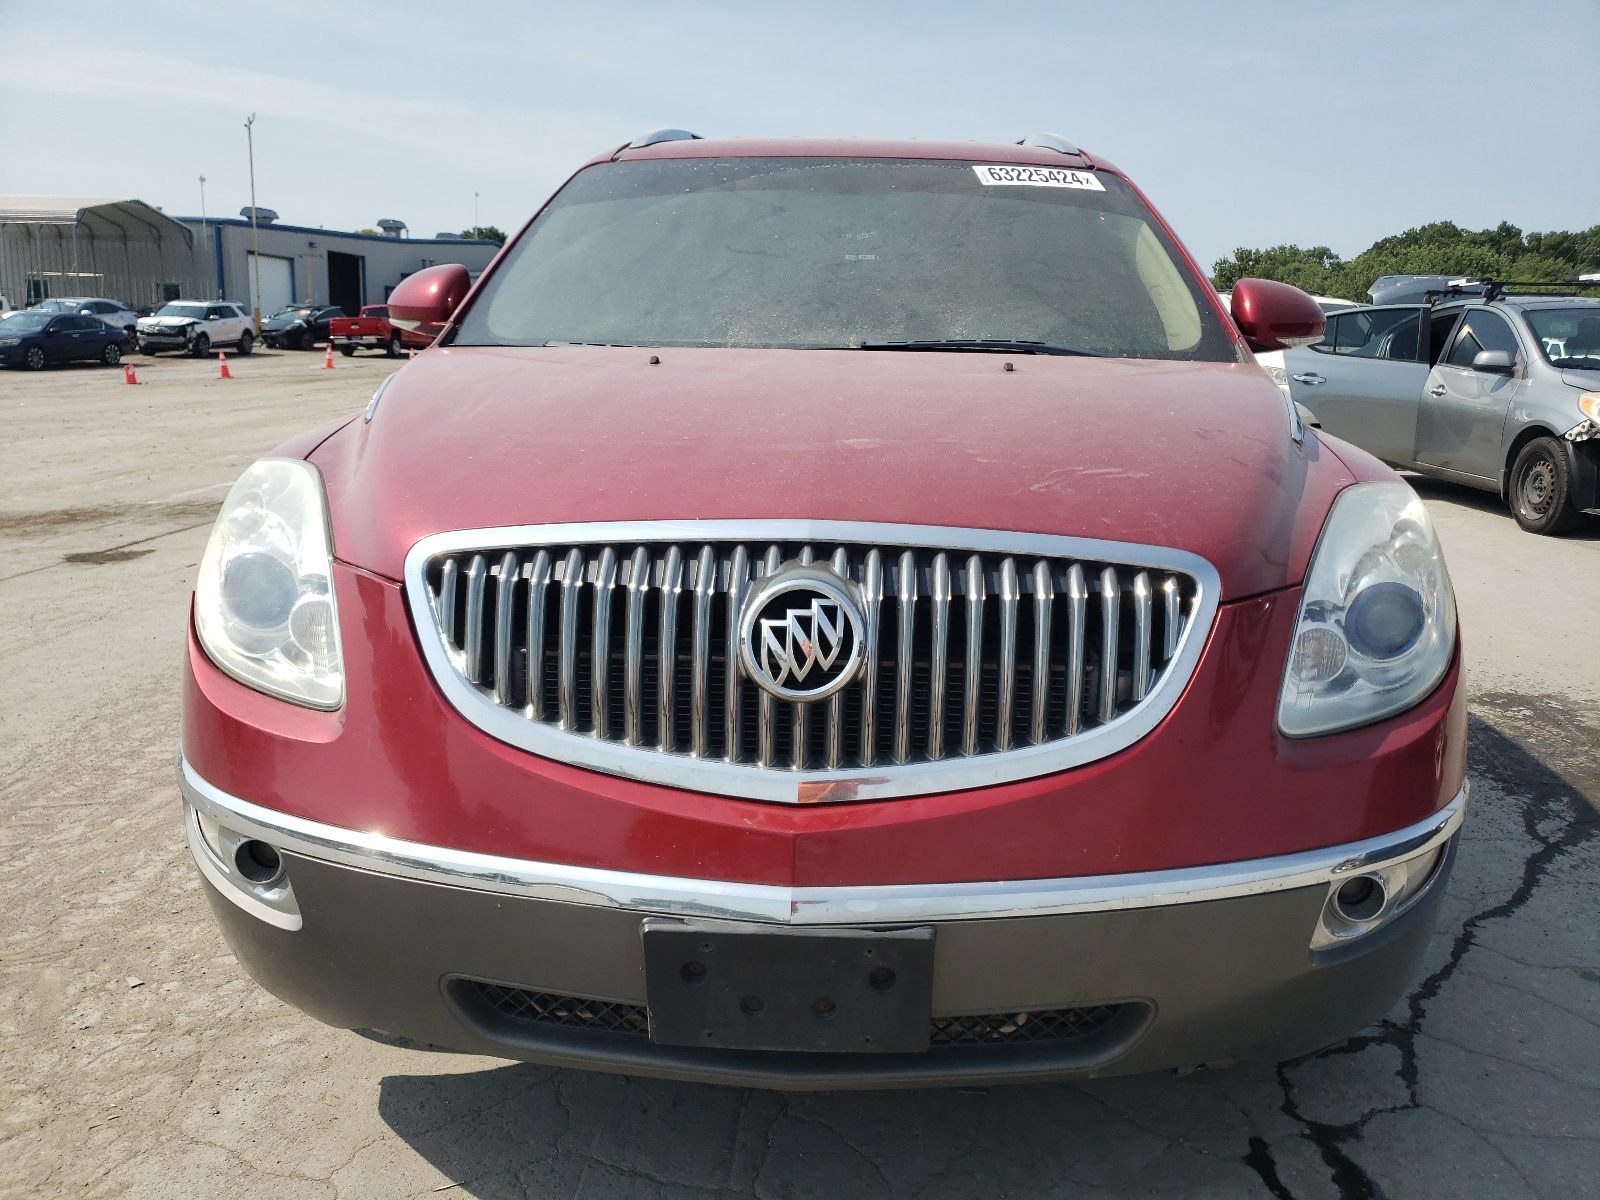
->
641 919 935 1054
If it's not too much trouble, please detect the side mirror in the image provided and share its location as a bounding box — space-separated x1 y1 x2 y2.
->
1229 278 1326 352
389 263 472 337
1472 349 1514 375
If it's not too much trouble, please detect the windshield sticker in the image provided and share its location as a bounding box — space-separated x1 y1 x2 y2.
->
972 164 1105 191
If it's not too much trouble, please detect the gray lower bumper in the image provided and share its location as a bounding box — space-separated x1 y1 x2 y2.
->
181 758 1463 1089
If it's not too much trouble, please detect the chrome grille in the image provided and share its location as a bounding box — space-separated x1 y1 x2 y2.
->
405 521 1218 804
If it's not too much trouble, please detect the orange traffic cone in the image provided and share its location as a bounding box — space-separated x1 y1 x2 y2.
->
322 344 335 369
218 350 231 379
123 363 138 385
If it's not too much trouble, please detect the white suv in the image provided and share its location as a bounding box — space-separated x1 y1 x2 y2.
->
137 301 254 357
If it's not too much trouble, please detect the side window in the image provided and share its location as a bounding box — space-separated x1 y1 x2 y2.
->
1376 310 1424 362
206 307 228 321
1332 312 1374 355
1428 310 1463 365
1311 314 1341 354
1445 310 1519 369
370 306 389 318
91 302 114 314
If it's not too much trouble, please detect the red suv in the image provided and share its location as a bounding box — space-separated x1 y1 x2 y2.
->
180 132 1465 1088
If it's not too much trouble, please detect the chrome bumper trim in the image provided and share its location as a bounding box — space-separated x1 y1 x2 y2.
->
178 752 1466 927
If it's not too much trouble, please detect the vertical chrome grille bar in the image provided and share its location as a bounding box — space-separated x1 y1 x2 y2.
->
758 546 781 767
557 548 584 730
926 552 951 761
995 557 1020 751
492 551 518 706
1097 566 1120 725
791 546 812 768
1030 560 1054 745
590 547 617 738
893 550 918 764
825 547 850 769
859 549 883 767
437 558 459 648
962 554 986 756
524 549 551 720
624 547 649 745
463 554 487 684
658 546 682 751
1131 571 1152 703
691 545 715 758
1162 575 1182 661
724 545 748 762
1065 563 1086 736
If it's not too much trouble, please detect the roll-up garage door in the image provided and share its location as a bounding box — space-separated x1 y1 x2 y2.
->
247 253 292 316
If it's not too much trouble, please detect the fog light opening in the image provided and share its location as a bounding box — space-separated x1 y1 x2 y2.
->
234 839 284 884
1332 874 1387 923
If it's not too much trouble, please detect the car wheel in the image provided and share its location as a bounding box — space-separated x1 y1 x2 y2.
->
299 330 315 352
102 341 122 366
339 344 356 357
237 330 254 356
24 345 45 371
1508 437 1581 535
191 332 211 358
386 332 403 358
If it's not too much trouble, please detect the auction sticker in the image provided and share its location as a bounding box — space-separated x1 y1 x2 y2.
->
971 164 1105 191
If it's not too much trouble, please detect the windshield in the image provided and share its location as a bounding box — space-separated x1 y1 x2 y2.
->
456 157 1233 360
1522 306 1600 369
0 312 50 332
30 300 71 312
156 303 208 318
271 306 312 319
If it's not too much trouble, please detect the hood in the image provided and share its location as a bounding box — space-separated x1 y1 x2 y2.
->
141 316 196 326
262 316 305 332
313 346 1359 600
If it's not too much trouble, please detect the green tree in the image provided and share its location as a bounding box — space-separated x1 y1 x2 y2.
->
461 225 507 244
1214 221 1600 301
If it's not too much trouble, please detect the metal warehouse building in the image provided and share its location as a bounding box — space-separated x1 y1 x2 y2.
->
0 196 208 309
178 214 500 318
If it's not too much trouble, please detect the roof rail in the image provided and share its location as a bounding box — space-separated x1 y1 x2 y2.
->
627 128 702 149
1428 278 1600 303
1016 132 1081 156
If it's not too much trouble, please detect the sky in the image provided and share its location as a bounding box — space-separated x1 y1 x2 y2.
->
1 0 1595 272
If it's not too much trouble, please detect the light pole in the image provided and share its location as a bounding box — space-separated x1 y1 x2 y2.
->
245 114 262 333
473 191 479 238
198 175 209 294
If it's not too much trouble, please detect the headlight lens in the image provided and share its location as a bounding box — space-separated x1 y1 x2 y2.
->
194 458 343 709
1278 481 1455 737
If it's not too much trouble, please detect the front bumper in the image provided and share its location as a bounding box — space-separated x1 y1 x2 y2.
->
181 754 1464 1089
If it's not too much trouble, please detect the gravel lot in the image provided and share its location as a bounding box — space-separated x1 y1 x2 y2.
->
2 349 1596 1199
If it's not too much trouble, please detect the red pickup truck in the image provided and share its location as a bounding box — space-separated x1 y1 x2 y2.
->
327 305 430 357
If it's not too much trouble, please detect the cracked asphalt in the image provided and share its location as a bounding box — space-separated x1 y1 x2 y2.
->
2 352 1596 1198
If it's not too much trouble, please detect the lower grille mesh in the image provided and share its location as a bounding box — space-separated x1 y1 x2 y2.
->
928 1005 1124 1045
465 980 1127 1049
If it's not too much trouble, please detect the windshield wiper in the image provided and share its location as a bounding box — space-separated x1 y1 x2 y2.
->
857 338 1099 357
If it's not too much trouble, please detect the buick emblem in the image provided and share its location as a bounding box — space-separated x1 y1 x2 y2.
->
738 567 865 702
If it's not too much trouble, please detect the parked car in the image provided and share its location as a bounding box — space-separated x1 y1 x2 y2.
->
1274 288 1600 534
261 304 345 351
24 296 139 336
181 134 1465 1090
328 305 429 357
0 309 128 369
137 301 254 357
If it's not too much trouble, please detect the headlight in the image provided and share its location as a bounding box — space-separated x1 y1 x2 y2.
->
194 458 343 709
0 337 19 346
1277 481 1455 737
